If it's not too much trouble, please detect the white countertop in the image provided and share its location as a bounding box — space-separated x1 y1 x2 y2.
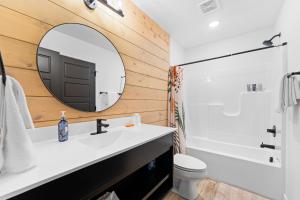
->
0 123 175 200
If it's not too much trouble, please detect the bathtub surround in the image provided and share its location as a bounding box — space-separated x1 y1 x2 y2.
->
183 47 283 146
0 0 169 127
168 66 186 154
0 76 36 174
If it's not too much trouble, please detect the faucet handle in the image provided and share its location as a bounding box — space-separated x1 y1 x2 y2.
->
97 118 106 124
91 119 109 135
97 118 109 127
267 125 276 137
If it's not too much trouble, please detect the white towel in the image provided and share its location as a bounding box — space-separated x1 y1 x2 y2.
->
277 74 300 113
99 92 120 110
0 76 36 173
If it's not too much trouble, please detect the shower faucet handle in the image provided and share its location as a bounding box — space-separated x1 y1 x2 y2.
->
260 142 281 150
260 142 275 149
267 125 276 137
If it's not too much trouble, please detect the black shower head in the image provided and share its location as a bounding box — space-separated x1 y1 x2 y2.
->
263 40 274 47
263 33 281 47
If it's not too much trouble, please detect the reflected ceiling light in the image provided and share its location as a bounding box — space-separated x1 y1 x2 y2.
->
84 0 124 17
209 20 220 28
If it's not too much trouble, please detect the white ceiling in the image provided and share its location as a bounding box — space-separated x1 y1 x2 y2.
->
132 0 284 48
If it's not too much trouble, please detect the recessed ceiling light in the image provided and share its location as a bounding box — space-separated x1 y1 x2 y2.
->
209 20 220 28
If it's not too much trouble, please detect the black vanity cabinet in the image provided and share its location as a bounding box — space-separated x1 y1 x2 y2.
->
11 133 173 200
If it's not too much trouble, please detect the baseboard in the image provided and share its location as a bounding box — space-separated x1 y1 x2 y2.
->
283 193 288 200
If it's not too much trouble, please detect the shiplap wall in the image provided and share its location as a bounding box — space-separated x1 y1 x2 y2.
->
0 0 169 127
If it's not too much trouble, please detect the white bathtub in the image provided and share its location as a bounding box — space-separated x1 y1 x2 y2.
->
186 136 283 200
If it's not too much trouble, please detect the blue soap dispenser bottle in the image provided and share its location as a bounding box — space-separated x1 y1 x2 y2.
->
58 111 69 142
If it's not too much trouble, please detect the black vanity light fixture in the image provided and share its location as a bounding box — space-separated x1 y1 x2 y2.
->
84 0 124 17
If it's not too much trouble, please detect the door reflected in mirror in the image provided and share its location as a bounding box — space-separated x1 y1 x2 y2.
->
37 23 125 112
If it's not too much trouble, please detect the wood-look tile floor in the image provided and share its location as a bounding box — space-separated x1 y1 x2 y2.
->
163 179 269 200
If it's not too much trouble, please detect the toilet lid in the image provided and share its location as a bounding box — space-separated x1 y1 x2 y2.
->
174 154 207 172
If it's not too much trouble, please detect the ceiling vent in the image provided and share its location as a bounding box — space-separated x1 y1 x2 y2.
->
197 0 220 15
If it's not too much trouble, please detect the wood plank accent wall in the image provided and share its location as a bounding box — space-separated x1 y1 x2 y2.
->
0 0 169 127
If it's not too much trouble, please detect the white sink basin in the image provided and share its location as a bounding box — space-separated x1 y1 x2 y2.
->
78 130 123 149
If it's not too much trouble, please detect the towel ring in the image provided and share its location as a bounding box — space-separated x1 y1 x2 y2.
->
287 71 300 78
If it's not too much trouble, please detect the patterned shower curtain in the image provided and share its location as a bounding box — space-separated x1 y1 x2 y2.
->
168 66 186 154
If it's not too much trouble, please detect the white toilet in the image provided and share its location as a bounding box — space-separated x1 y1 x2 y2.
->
173 154 207 200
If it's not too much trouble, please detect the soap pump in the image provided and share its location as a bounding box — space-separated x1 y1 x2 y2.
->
58 111 69 142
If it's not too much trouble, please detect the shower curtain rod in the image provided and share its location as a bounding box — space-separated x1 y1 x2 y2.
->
175 42 288 67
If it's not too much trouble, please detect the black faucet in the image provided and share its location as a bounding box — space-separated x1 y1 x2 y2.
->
91 119 109 135
260 142 275 149
267 125 276 137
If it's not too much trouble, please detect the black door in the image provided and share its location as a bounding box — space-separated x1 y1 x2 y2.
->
60 55 96 112
37 48 96 112
37 48 61 97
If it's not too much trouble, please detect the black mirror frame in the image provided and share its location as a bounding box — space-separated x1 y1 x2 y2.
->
36 23 126 113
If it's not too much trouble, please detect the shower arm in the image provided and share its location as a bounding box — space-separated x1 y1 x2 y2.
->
268 33 281 42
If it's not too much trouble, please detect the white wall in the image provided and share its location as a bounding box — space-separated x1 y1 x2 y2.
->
40 30 125 111
185 26 276 62
170 37 185 66
170 20 283 70
275 0 300 199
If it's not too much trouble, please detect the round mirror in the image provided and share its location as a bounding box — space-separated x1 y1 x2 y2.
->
37 23 125 112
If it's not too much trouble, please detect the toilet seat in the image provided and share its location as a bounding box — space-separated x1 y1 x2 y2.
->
174 154 206 172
